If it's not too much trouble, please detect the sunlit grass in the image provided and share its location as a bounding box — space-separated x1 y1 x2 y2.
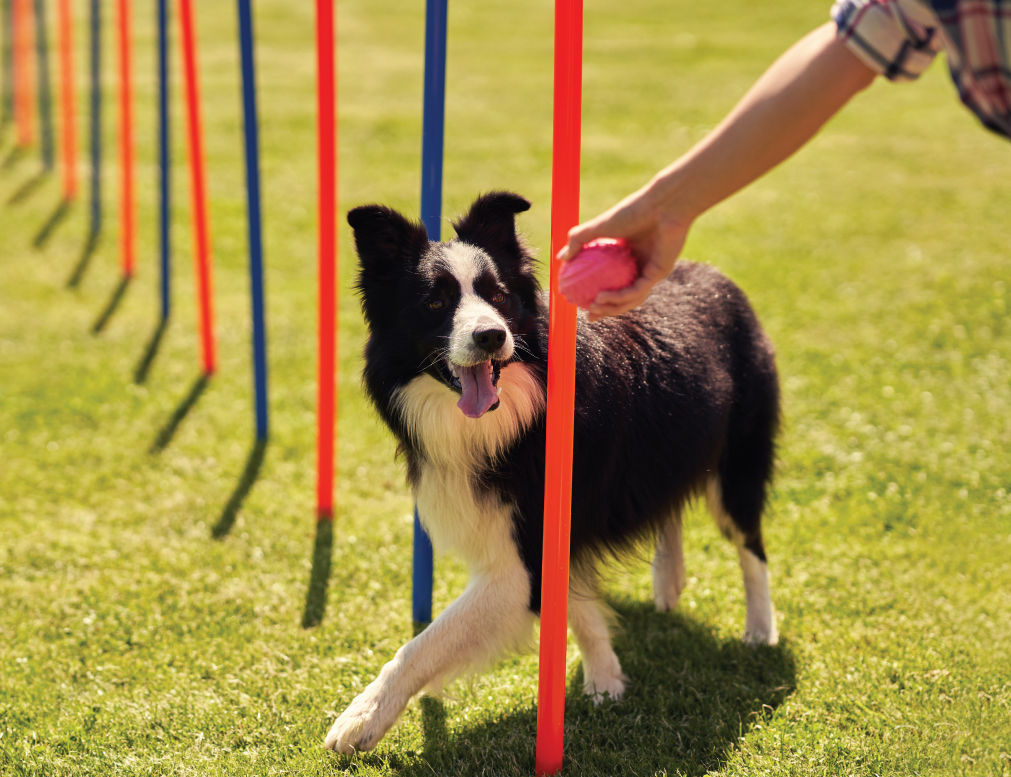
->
1 1 1008 775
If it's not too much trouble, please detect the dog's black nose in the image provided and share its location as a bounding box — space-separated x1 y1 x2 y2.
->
473 328 507 353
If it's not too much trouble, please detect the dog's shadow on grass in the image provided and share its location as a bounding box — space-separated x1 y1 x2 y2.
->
370 602 797 777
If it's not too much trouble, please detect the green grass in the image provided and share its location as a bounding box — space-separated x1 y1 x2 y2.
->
1 1 1009 775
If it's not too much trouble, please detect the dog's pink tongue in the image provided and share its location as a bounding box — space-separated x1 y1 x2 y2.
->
457 361 499 418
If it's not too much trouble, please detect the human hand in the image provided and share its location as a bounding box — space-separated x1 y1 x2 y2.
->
557 192 691 321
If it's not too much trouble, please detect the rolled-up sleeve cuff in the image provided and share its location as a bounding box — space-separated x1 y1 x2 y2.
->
831 0 939 81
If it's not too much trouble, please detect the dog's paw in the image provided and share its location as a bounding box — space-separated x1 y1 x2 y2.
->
583 672 627 705
652 563 687 612
742 618 779 647
582 652 627 705
324 684 404 754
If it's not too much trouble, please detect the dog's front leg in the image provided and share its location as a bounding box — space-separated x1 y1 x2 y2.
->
324 561 534 753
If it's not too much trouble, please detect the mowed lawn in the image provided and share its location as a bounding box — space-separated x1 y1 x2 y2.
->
1 1 1009 775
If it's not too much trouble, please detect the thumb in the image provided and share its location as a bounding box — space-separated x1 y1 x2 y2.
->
556 222 603 262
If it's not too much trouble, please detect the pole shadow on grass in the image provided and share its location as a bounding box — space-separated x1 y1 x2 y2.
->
360 602 796 777
91 274 132 334
149 373 210 453
66 229 101 288
5 166 48 206
211 439 267 539
32 198 72 247
133 317 169 384
1 144 25 170
301 519 334 628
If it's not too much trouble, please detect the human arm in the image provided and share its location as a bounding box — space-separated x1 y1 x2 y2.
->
560 21 877 320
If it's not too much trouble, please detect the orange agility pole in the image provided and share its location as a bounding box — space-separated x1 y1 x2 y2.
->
57 0 76 199
2 0 11 128
116 0 135 278
12 0 31 147
535 0 582 773
178 0 216 375
315 0 337 522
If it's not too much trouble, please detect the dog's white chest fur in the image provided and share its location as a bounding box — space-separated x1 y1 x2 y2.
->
393 361 544 574
413 465 512 573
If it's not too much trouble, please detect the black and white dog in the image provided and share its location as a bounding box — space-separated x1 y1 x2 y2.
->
325 192 780 753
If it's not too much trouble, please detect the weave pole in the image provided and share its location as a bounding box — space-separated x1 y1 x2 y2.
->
157 0 169 319
237 0 269 442
2 0 13 127
56 0 75 199
32 0 52 168
535 0 582 773
88 0 100 238
178 0 216 375
315 0 337 522
411 0 448 627
12 0 30 146
116 0 134 278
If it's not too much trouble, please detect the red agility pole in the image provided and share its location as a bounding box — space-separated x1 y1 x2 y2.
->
57 0 76 200
178 0 216 375
116 0 135 278
315 0 337 522
535 0 582 773
12 0 32 147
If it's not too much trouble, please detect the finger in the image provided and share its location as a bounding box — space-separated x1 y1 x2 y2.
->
556 233 584 263
556 221 603 262
638 259 672 283
587 298 640 320
593 276 655 309
590 286 651 319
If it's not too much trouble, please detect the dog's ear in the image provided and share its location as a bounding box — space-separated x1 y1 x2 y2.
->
348 205 430 274
452 192 531 261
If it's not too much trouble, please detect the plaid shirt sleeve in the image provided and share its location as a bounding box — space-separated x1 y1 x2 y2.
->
930 0 1011 138
832 0 1011 139
831 0 943 81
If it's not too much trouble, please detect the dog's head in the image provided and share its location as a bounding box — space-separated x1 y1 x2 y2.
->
350 192 541 419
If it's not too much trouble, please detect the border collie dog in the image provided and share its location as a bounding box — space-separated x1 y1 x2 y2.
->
325 192 780 753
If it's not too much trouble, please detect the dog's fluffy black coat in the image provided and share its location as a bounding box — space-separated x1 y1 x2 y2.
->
325 192 779 753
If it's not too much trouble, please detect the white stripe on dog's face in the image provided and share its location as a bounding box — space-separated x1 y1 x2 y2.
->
439 243 515 367
440 242 487 296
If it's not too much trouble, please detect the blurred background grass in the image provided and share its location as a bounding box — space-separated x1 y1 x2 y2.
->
0 1 1008 775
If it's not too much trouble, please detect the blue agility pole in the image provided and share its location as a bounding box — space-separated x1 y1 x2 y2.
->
411 0 448 627
412 506 434 625
2 0 13 128
33 0 53 169
88 0 100 238
237 0 268 442
157 0 169 319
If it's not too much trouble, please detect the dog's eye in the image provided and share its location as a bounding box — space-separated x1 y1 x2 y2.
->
427 298 445 311
490 291 506 305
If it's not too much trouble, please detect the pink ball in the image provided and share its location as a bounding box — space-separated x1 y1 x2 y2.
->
559 238 638 309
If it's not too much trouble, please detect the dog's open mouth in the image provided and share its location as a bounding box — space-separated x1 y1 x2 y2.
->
440 359 503 419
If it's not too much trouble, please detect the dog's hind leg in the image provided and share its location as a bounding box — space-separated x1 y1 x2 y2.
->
652 510 687 611
324 557 534 753
568 572 626 703
706 477 778 646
